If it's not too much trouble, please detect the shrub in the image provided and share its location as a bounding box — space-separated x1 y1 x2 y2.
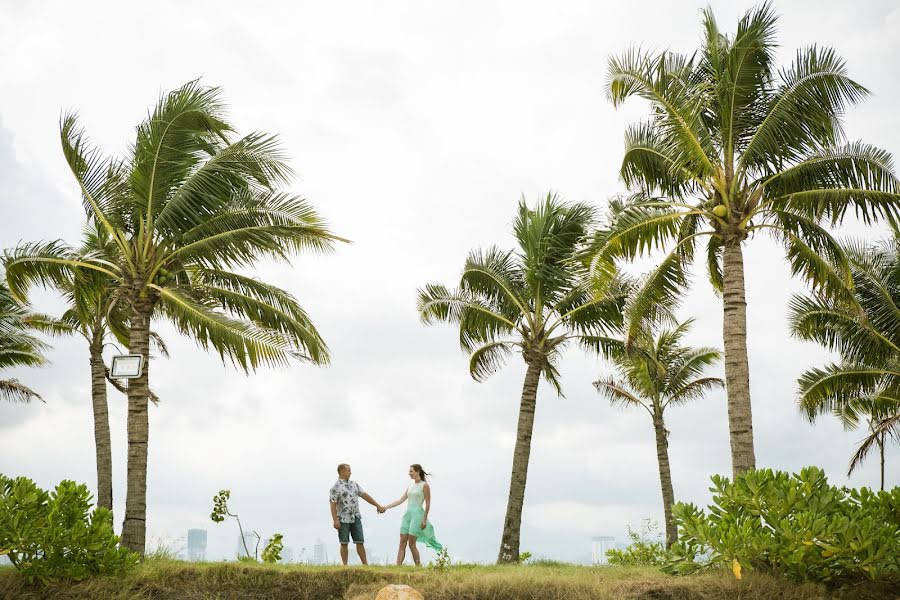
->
665 466 900 584
261 533 283 563
0 474 139 584
606 519 666 566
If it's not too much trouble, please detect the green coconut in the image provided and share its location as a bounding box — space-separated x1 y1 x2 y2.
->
712 204 728 218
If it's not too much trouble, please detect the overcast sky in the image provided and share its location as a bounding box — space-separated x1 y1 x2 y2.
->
1 1 898 564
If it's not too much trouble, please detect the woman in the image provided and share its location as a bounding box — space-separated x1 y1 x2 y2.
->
381 464 442 565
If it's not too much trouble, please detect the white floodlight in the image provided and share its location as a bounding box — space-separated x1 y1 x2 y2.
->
110 354 144 379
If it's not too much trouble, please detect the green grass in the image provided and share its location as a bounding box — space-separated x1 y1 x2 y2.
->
1 560 896 600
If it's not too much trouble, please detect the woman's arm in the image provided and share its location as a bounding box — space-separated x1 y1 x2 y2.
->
382 490 408 510
421 484 431 527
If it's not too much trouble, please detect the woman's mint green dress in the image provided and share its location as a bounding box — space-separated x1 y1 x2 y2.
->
400 481 443 551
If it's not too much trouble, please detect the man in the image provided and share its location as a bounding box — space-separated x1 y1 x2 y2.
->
329 463 383 565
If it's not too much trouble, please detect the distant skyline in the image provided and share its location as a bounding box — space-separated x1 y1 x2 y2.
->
1 0 899 563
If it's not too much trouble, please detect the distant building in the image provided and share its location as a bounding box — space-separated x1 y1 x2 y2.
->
237 532 259 559
281 546 294 564
591 536 615 564
187 529 207 562
312 538 327 565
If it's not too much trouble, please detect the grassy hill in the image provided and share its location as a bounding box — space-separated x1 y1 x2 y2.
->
2 561 897 600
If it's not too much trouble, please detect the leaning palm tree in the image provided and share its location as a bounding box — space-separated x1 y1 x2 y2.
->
0 280 54 403
790 239 900 490
5 81 342 553
594 319 722 547
588 2 900 476
418 194 627 563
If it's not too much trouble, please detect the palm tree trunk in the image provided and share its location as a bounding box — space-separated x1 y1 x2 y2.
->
120 297 153 554
722 238 756 476
497 353 542 564
89 338 113 513
878 433 885 491
652 410 677 548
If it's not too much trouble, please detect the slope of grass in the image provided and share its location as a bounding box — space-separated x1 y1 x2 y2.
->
1 560 897 600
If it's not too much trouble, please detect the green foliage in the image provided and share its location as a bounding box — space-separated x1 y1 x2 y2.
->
0 474 138 584
429 547 454 571
665 467 900 584
606 520 666 567
0 279 60 403
518 551 533 564
790 239 900 483
210 489 231 523
261 534 283 564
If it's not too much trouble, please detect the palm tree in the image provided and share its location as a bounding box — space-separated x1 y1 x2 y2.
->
0 280 55 403
5 81 342 553
588 2 900 476
418 194 627 563
60 226 169 513
790 239 900 490
594 320 722 547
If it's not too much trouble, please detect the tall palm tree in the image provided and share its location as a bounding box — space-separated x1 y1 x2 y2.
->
5 81 342 553
0 279 57 403
59 226 168 513
588 2 900 476
594 320 722 547
418 194 627 563
790 239 900 490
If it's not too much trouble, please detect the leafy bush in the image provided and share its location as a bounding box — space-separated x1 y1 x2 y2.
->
0 474 139 584
606 519 666 566
261 533 283 563
665 467 900 584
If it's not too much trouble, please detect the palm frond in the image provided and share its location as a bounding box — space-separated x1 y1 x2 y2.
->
706 234 725 293
417 283 516 351
167 191 341 269
788 294 899 364
741 46 869 175
593 376 649 412
764 142 900 225
156 286 308 372
460 246 528 322
59 112 128 239
703 2 778 159
129 80 237 226
796 362 900 421
193 268 330 365
469 341 518 382
606 47 717 183
621 121 696 197
4 241 119 303
0 379 42 403
155 131 296 235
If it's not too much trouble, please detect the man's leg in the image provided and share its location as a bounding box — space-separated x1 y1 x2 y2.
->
351 518 367 565
338 522 350 565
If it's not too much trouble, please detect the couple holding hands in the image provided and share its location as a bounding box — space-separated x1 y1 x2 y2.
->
328 463 442 566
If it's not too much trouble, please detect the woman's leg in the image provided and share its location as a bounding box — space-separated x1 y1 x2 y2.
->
407 536 421 566
396 534 409 565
